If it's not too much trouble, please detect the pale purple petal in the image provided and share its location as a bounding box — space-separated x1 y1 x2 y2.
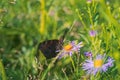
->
101 65 108 72
93 68 98 75
82 54 114 75
84 52 92 57
89 30 97 37
107 57 114 67
69 51 73 56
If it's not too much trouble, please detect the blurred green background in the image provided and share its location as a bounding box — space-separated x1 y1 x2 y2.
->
0 0 120 80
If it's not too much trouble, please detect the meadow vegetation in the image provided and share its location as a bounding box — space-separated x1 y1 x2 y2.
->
0 0 120 80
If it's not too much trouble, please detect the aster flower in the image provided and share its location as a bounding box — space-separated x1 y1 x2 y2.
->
84 52 92 57
82 54 114 75
57 41 83 59
89 30 97 37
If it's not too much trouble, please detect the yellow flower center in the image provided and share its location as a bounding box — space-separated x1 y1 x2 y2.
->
94 59 103 68
64 44 73 51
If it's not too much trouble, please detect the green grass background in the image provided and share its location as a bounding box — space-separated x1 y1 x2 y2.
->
0 0 120 80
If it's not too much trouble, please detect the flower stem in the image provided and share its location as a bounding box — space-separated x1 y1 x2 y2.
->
0 60 7 80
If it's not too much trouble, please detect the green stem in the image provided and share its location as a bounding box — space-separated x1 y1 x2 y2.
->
40 0 46 35
0 60 7 80
70 57 75 72
76 9 88 31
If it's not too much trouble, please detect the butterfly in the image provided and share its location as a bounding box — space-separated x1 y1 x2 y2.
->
37 29 68 59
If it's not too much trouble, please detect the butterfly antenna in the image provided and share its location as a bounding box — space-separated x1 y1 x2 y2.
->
61 28 69 40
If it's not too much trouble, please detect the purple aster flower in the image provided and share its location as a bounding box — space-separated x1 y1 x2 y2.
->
82 54 114 75
89 30 97 37
57 41 83 59
84 52 92 57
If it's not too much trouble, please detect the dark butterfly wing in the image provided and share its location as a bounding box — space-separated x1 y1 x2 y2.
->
37 28 68 59
38 39 63 59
